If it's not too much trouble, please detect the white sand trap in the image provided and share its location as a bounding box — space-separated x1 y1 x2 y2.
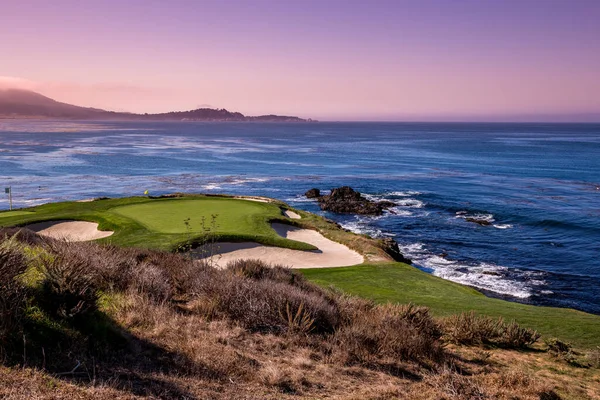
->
233 196 272 203
284 210 301 219
196 222 363 269
25 220 114 242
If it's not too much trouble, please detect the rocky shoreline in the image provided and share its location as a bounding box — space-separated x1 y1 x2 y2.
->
305 186 395 215
305 186 411 264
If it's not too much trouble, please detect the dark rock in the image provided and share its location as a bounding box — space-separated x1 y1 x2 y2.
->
378 200 397 208
481 270 502 276
316 186 392 215
380 238 412 264
305 188 321 198
465 217 492 226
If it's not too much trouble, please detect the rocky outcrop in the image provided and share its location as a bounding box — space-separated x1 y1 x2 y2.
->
305 188 321 198
307 186 394 215
465 217 492 226
380 238 412 264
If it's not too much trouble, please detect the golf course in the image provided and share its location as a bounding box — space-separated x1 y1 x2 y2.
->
1 194 599 349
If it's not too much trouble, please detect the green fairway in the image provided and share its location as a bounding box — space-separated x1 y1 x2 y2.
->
0 195 314 251
301 263 600 349
2 195 599 350
0 211 34 218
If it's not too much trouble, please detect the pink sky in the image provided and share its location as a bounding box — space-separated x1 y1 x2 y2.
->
1 0 599 121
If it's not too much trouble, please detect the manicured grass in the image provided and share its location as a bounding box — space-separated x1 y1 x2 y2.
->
0 195 315 251
0 211 34 218
301 263 600 349
3 195 599 350
112 199 272 234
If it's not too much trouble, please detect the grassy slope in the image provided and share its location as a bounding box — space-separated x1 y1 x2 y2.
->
301 263 600 349
2 196 600 349
0 196 315 251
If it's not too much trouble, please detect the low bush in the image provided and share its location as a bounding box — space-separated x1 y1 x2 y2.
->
38 242 99 320
0 236 29 352
332 303 444 366
226 259 333 299
585 347 600 368
204 272 340 334
500 320 540 348
443 312 539 348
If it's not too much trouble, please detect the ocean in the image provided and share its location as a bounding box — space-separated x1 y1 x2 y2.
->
1 120 599 314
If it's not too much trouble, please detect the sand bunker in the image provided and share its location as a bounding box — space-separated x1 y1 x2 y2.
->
233 196 272 203
195 222 363 269
25 220 114 242
284 210 301 219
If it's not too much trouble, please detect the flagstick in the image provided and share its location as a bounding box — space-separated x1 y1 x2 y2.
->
9 186 12 211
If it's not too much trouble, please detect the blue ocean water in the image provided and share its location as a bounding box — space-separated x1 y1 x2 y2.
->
1 120 599 314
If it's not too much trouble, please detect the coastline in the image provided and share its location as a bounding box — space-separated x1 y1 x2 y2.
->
1 193 599 348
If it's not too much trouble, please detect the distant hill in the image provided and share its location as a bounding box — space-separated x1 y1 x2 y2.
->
0 89 312 122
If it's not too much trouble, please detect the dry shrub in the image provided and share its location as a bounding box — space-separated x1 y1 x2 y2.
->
426 367 487 399
585 347 600 368
204 272 340 334
425 366 556 400
0 228 49 247
259 364 310 394
544 338 581 366
117 292 259 382
443 312 539 348
501 320 541 348
227 259 333 299
333 303 444 366
545 337 572 354
44 243 199 303
38 241 99 319
442 311 500 345
0 236 29 349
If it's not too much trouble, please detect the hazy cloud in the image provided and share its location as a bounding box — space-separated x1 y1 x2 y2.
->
0 76 171 113
0 76 39 90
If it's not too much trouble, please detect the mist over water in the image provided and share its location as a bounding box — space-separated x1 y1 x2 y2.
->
1 120 599 314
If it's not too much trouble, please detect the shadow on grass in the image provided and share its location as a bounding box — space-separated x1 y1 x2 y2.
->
2 308 217 399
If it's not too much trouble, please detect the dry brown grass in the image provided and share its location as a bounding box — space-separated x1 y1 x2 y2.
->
0 235 29 358
0 229 597 399
442 311 540 348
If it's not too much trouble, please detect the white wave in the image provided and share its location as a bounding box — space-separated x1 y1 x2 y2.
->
394 198 424 208
362 193 424 209
387 191 422 197
339 220 384 238
455 212 495 223
361 193 379 202
202 184 222 190
286 197 317 203
386 207 413 217
224 177 270 185
397 243 548 299
493 224 513 229
399 242 426 253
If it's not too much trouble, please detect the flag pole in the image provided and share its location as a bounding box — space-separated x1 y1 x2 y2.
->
9 186 13 211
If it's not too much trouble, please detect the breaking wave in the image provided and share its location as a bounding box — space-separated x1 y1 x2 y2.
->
398 242 548 299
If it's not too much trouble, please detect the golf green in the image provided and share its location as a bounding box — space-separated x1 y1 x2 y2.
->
111 198 279 235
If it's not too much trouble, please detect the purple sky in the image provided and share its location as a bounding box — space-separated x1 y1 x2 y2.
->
1 0 599 120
